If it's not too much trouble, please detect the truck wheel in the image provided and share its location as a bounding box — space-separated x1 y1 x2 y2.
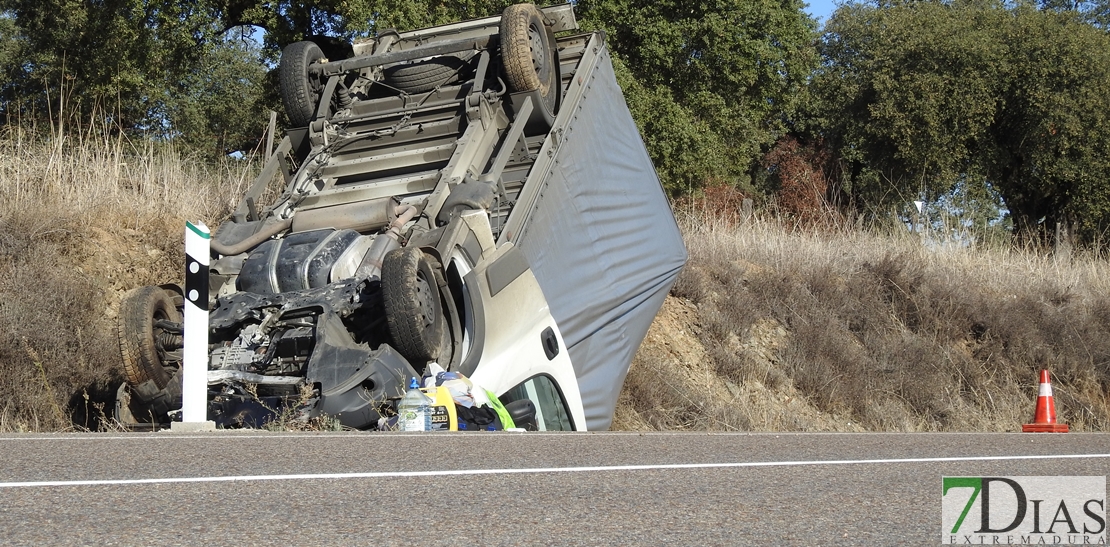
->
382 247 447 365
280 41 327 127
117 286 180 399
383 56 468 94
500 3 559 114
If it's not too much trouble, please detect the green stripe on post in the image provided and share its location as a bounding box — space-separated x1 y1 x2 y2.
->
186 221 211 239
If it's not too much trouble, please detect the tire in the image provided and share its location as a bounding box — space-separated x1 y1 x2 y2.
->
382 248 447 365
117 286 180 398
280 41 327 127
500 3 559 114
383 56 468 94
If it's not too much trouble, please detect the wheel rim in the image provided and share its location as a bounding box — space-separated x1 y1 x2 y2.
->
528 23 547 76
415 270 437 330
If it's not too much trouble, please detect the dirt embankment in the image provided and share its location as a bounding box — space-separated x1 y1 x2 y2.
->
613 217 1110 432
613 295 866 432
0 132 240 431
82 224 186 321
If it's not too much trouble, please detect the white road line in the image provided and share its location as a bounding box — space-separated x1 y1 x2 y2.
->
1 453 1107 489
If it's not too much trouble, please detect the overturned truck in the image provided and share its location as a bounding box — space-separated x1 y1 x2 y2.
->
116 3 686 431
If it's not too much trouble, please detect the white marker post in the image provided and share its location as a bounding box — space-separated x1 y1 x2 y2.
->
172 221 216 431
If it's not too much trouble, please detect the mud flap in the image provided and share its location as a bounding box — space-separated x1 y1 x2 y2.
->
115 382 176 427
310 343 418 429
117 371 182 425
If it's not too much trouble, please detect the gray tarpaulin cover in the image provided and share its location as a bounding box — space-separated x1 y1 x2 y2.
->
513 48 688 430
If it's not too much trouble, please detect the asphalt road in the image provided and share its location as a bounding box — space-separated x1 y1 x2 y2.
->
0 432 1106 546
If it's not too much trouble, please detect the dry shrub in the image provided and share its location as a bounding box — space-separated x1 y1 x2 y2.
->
618 307 756 432
0 212 108 430
0 126 257 431
619 351 742 430
762 136 834 225
673 183 752 227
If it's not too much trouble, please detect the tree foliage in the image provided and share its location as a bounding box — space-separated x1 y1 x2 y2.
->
577 0 818 195
163 31 270 155
812 0 1110 244
1039 0 1110 27
0 15 20 92
984 7 1110 241
0 0 212 126
0 1 272 156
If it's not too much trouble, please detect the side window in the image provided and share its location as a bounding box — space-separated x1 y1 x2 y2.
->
500 375 574 431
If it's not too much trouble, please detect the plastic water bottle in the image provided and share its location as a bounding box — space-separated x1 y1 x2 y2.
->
397 377 432 431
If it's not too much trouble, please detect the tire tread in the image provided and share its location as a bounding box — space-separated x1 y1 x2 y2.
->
382 248 444 364
500 4 544 93
280 41 325 127
383 57 466 93
117 286 179 397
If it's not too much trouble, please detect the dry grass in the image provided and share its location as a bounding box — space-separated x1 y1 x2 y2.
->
615 210 1110 432
0 124 257 431
3 126 1108 432
0 124 252 220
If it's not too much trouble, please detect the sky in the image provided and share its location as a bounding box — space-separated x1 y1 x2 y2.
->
805 0 840 24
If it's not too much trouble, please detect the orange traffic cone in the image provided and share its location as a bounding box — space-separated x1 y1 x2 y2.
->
1022 370 1069 433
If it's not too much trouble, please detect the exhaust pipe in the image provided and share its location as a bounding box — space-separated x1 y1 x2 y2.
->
354 203 421 279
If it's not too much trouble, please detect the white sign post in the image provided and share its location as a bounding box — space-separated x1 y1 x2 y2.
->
171 221 216 431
